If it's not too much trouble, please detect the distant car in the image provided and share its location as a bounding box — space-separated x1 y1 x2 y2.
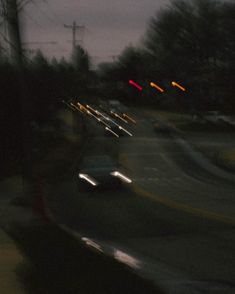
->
108 100 127 112
203 111 230 124
153 120 175 133
78 155 132 190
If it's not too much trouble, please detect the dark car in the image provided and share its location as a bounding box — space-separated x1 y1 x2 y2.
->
78 155 132 191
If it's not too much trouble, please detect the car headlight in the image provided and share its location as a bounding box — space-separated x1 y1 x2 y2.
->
110 171 132 183
78 173 98 186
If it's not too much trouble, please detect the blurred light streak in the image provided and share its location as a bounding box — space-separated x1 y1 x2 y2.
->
123 113 136 124
105 127 119 137
81 237 103 252
114 249 141 269
62 100 77 111
171 81 186 92
111 111 128 123
71 102 83 113
129 80 143 91
97 118 110 128
86 104 97 114
78 173 98 186
118 126 133 137
111 171 132 183
150 82 164 93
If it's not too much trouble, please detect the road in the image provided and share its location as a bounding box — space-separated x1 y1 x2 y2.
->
48 108 235 293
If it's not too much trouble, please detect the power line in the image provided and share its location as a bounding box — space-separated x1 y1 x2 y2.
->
22 41 58 45
0 0 28 27
18 0 33 11
0 15 58 58
42 0 65 26
23 8 46 29
16 2 68 57
30 0 62 26
1 0 85 110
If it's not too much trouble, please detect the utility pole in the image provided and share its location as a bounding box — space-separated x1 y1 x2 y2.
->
6 0 23 65
64 21 84 52
0 1 6 55
64 21 85 134
6 0 34 200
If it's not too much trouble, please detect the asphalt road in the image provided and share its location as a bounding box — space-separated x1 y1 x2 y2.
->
49 108 235 293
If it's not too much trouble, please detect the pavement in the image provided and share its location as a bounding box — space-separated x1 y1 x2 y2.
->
0 107 234 294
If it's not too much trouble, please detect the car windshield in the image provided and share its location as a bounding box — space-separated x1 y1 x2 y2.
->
81 156 115 169
1 0 235 294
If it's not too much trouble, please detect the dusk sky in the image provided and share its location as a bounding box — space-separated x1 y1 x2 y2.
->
22 0 169 64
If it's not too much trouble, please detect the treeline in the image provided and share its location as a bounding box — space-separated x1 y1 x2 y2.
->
0 45 95 177
98 0 235 113
1 45 95 124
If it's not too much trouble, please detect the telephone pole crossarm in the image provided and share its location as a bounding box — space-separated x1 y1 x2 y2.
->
64 21 85 51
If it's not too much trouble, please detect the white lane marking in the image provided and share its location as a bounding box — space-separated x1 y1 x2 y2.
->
132 177 182 183
144 167 159 171
120 152 164 157
122 137 171 142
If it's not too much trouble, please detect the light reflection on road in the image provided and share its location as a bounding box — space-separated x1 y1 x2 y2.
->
81 236 141 269
114 249 141 269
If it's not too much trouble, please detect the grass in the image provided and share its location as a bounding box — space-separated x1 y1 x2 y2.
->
143 108 235 133
217 148 235 171
221 149 235 162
